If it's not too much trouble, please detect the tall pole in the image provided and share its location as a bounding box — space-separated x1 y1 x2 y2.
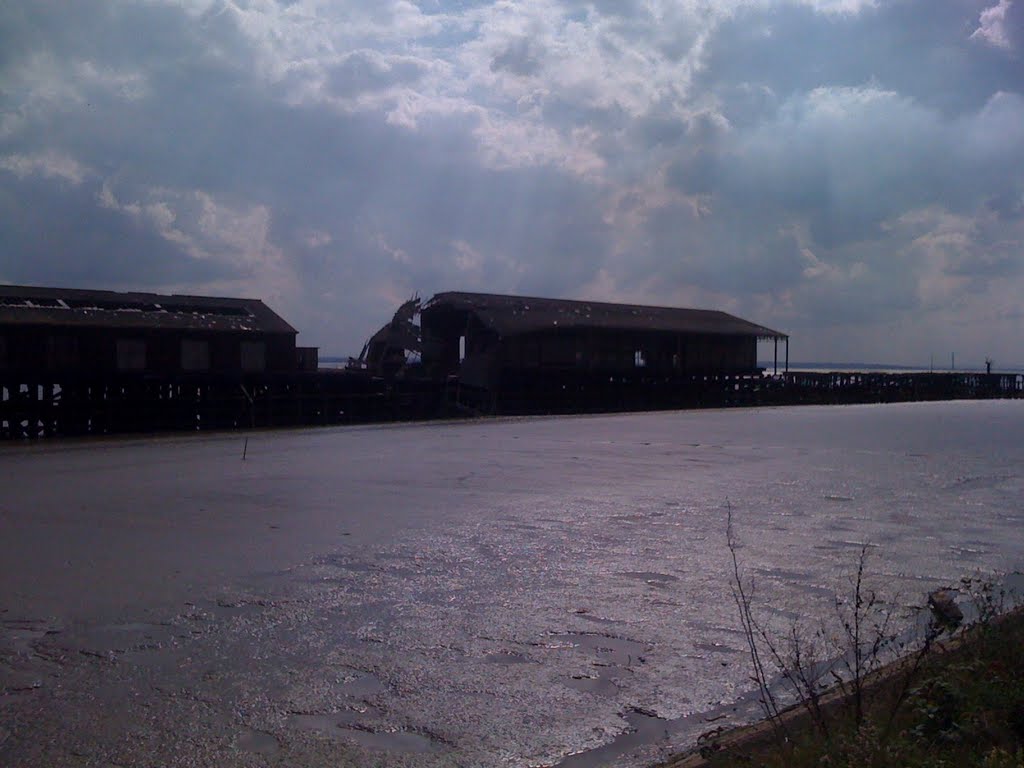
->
774 337 778 375
785 338 789 373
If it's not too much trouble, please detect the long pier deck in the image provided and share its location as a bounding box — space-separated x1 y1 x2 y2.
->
1 369 1021 440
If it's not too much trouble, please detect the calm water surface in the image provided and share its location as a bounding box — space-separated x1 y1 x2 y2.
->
1 400 1022 767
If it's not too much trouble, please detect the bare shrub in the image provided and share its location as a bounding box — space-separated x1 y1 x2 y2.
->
726 503 951 747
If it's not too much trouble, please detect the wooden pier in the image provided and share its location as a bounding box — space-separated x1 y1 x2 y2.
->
2 369 1021 440
769 370 1024 405
0 371 440 440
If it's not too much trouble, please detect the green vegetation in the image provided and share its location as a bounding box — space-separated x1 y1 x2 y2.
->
678 509 1024 767
698 608 1024 767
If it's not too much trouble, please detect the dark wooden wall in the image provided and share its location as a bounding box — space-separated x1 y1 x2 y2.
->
491 330 757 376
0 326 298 375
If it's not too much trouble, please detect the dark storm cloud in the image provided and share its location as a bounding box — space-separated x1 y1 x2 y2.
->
0 175 232 287
665 150 717 195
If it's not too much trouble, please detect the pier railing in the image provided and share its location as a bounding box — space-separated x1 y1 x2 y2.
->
769 371 1024 405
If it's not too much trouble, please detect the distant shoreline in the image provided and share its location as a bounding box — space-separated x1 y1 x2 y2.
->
762 362 1024 374
319 355 1024 375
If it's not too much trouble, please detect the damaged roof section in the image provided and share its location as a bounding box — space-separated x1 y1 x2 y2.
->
422 291 788 340
0 285 296 335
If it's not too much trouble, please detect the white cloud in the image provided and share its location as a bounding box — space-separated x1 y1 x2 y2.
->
94 179 298 301
371 232 412 265
0 49 148 140
1 0 1022 361
98 183 183 239
971 0 1014 50
0 152 89 185
963 90 1024 159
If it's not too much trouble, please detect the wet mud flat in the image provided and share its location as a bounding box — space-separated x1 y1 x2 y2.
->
2 401 1024 766
1 583 755 766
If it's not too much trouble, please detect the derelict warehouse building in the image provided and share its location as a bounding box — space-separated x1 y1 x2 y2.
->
0 285 317 375
3 283 1016 439
0 284 327 438
417 292 789 412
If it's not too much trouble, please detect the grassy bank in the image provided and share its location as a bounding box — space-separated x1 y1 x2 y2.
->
664 606 1024 768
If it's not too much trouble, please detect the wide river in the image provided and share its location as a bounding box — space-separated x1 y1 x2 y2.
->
2 400 1023 767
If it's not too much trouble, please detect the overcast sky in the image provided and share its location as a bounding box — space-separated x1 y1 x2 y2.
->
1 1 1022 364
